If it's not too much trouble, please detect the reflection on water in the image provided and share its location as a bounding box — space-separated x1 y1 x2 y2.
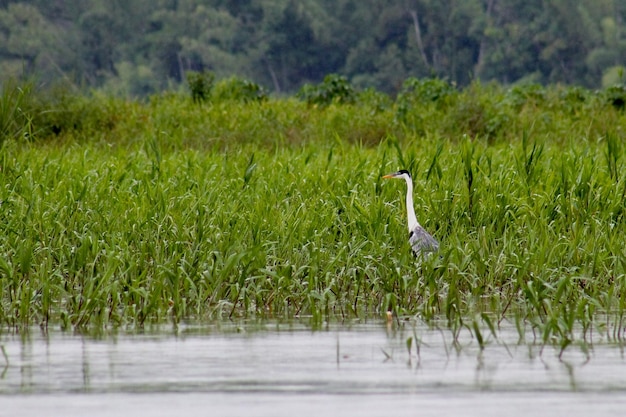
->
1 320 626 417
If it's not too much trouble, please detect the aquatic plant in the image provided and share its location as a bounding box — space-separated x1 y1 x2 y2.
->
0 80 624 348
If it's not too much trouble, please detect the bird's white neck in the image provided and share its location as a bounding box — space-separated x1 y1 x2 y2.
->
403 174 420 232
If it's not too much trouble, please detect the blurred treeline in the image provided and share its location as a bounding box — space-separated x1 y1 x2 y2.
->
1 0 626 96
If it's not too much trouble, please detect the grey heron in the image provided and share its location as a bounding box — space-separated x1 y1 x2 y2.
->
383 169 439 257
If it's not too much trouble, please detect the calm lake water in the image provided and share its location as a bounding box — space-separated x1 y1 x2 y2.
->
1 320 625 417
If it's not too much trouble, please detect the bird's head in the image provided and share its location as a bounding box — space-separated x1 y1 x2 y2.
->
383 169 412 180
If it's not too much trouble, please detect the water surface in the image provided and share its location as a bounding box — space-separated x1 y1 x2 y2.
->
1 321 625 416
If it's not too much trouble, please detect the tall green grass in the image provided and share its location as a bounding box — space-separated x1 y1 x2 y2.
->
0 79 625 346
0 79 35 147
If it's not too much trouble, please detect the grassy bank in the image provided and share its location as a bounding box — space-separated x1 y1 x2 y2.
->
1 78 626 346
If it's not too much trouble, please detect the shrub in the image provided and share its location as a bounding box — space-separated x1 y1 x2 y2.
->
213 77 268 103
602 84 626 110
186 71 215 103
394 77 457 125
396 77 456 104
503 83 546 109
443 82 512 142
297 74 356 106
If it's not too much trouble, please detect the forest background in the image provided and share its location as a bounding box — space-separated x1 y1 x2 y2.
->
1 0 626 96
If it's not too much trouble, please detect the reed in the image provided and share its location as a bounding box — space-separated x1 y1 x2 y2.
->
0 78 625 346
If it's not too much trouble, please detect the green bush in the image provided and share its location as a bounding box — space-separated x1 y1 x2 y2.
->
503 83 546 109
28 88 131 139
396 77 456 105
297 74 356 106
186 71 215 103
213 77 268 103
443 83 512 141
602 84 626 110
394 77 457 135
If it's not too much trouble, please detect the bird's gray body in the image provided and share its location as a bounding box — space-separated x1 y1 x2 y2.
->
409 225 439 257
383 169 439 258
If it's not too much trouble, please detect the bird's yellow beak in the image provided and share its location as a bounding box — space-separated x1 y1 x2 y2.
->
382 173 396 179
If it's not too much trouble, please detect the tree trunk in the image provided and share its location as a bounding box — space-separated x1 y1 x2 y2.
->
474 0 496 80
409 9 429 68
265 58 281 93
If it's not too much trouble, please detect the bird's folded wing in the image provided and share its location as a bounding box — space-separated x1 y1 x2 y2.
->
409 226 439 255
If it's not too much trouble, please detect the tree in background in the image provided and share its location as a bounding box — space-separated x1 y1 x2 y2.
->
0 3 75 83
1 0 626 95
263 1 344 92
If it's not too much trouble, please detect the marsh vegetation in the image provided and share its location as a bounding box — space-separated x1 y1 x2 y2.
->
1 77 625 348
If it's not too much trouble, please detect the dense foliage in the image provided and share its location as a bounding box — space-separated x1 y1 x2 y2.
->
1 0 626 95
1 78 626 348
